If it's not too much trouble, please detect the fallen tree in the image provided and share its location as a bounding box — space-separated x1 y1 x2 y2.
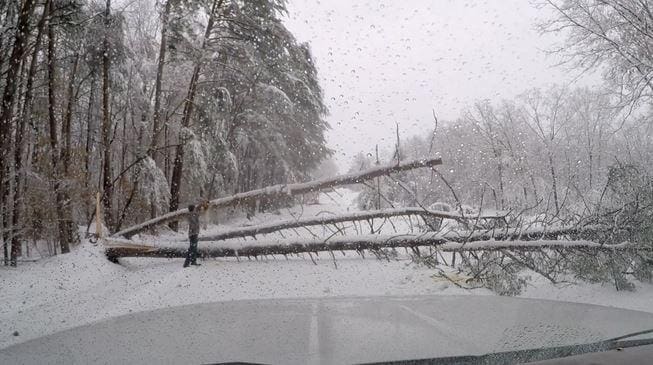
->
104 224 623 261
197 207 508 242
104 237 643 262
112 157 443 238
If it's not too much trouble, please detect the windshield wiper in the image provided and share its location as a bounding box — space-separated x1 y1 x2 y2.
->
361 328 653 365
607 327 653 342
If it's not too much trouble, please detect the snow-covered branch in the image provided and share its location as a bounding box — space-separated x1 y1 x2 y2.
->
104 224 630 260
198 207 506 242
112 157 443 238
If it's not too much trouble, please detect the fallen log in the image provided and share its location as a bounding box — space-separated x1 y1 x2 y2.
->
105 236 643 261
105 224 624 260
198 207 508 242
113 157 443 238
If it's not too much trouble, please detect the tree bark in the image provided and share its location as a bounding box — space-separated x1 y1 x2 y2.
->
548 152 560 215
84 74 96 192
168 0 223 231
104 227 629 261
150 0 171 159
101 0 114 231
0 0 35 265
61 52 79 175
6 57 28 265
46 2 76 254
10 0 51 265
114 157 441 237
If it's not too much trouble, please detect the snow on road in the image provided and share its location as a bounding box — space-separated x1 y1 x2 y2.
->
1 241 478 349
2 188 653 350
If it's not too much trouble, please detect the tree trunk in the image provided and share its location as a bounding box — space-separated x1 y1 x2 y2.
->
10 0 50 265
169 0 223 231
148 0 172 220
61 52 79 175
47 3 75 254
84 74 96 191
104 228 629 261
548 152 560 215
164 123 170 180
150 0 171 158
6 58 28 265
496 149 505 210
0 0 35 266
59 51 81 250
101 0 114 231
0 31 5 88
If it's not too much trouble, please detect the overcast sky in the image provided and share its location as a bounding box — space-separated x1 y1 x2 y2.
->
283 0 598 170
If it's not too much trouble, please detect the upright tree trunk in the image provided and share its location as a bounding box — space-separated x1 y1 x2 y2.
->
61 53 79 176
47 2 75 254
0 33 5 90
548 151 560 215
150 0 171 158
85 74 96 192
0 0 35 265
495 148 505 210
6 59 28 265
168 0 222 230
149 0 172 220
10 0 50 265
164 124 170 180
588 150 593 190
59 51 81 250
101 0 114 231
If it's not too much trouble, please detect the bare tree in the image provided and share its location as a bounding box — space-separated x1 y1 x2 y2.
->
520 87 572 215
101 0 115 231
541 0 653 104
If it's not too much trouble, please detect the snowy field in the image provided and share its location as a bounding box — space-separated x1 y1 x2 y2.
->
3 188 653 350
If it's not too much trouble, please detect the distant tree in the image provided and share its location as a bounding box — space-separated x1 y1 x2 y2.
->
541 0 653 105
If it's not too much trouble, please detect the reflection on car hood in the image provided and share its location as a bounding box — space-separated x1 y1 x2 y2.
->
2 295 653 364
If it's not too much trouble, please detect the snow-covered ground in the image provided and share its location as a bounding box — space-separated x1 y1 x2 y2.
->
3 188 653 350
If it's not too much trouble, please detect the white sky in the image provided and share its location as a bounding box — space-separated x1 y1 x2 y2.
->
283 0 598 170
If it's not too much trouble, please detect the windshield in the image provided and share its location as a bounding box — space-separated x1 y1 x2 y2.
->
2 0 653 364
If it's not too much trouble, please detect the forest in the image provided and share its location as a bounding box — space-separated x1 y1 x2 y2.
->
0 0 330 265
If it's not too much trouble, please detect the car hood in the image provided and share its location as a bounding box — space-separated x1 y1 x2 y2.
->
3 295 653 364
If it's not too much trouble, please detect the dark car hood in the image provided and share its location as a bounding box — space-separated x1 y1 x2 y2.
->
2 295 653 364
